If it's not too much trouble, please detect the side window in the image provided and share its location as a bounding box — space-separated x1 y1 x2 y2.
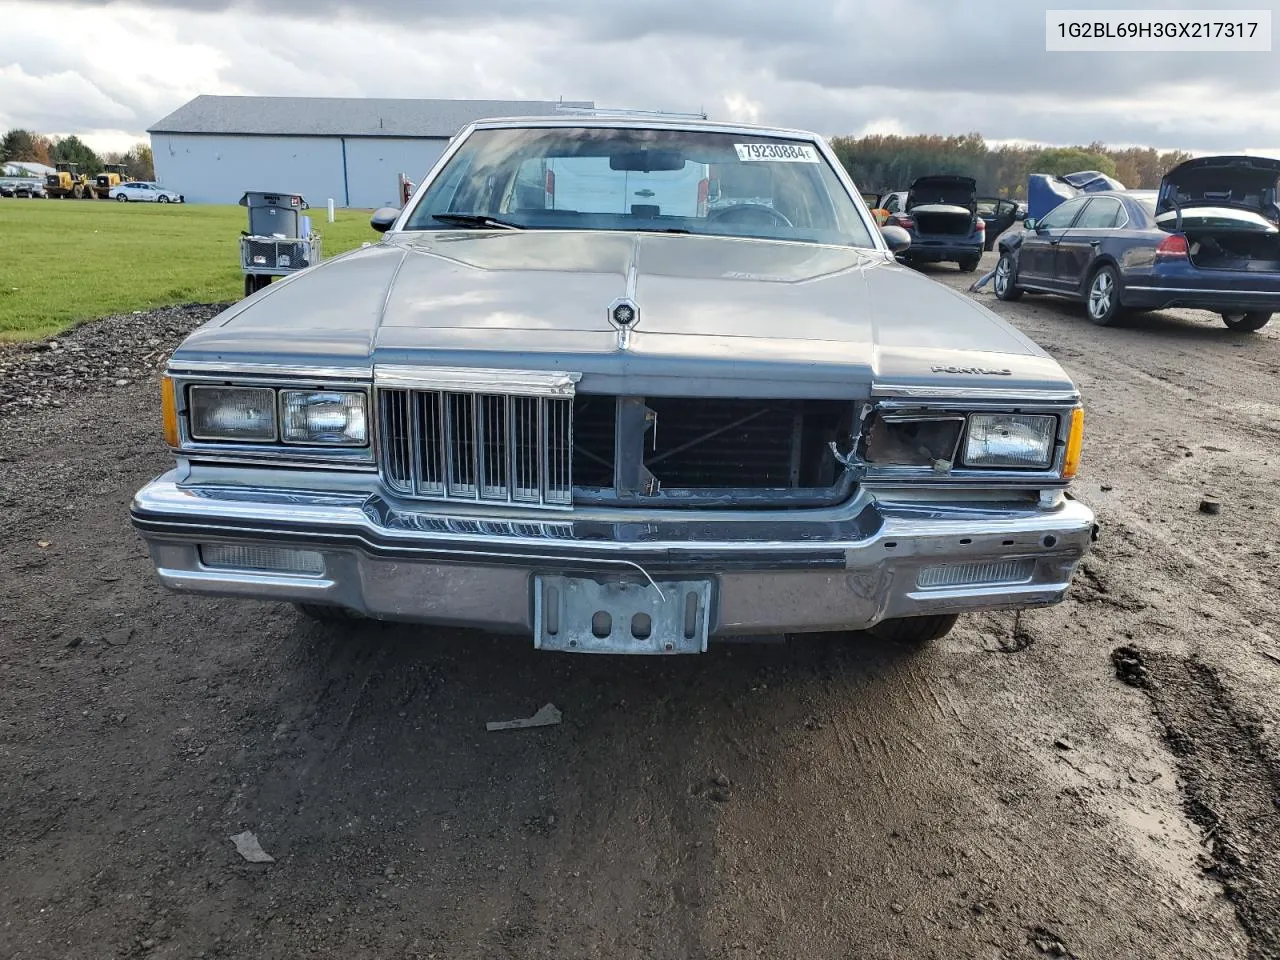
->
883 194 901 214
1036 197 1087 230
1072 197 1122 230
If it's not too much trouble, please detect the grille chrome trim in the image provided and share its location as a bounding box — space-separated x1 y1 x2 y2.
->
375 364 581 397
378 376 575 509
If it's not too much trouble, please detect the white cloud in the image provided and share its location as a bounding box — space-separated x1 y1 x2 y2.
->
721 95 763 125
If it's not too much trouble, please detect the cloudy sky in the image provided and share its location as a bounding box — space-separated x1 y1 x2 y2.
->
2 0 1279 155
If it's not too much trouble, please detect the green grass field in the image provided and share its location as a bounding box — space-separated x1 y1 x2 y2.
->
0 201 382 341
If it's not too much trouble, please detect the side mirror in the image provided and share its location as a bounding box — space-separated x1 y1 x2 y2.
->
880 224 911 253
370 206 401 233
1023 217 1038 230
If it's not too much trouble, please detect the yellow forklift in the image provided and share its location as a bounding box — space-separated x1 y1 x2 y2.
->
89 163 128 199
45 163 93 200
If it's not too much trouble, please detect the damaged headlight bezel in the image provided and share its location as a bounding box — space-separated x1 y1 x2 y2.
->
861 411 967 472
856 401 1077 481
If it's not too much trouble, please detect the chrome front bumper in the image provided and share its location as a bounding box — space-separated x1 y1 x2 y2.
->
130 474 1096 639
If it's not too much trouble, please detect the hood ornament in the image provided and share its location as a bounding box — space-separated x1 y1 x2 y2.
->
607 297 639 350
611 243 642 350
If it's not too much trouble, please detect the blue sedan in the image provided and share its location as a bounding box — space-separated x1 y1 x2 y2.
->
994 156 1280 332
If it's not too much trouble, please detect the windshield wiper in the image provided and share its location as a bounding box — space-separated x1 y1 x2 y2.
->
432 213 524 230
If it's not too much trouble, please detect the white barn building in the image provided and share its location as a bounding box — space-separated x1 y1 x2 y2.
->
2 160 56 177
148 95 593 207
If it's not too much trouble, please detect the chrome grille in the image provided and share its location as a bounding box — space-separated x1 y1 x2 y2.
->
379 388 573 507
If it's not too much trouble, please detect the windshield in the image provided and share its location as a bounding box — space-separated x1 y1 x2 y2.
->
402 126 877 247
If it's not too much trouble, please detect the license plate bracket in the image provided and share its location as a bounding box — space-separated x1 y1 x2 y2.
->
534 575 713 655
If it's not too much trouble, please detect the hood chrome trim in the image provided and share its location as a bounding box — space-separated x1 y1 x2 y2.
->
873 383 1079 401
167 360 374 380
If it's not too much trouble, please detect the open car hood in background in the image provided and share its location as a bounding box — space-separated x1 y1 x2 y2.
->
1058 170 1124 191
1157 155 1280 217
1027 170 1126 221
907 175 976 211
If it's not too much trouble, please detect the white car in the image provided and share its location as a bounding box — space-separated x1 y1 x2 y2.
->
110 181 184 203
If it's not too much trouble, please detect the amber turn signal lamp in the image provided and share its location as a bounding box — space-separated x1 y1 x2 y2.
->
1062 408 1084 480
161 376 180 448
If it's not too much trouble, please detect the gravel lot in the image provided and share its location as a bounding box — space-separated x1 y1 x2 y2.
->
2 255 1279 959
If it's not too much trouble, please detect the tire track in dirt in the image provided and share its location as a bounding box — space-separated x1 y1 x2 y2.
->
1112 646 1280 960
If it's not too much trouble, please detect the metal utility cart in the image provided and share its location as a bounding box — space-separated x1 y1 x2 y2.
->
239 191 323 297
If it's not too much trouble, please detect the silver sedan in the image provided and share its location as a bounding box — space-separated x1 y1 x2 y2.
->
109 181 184 203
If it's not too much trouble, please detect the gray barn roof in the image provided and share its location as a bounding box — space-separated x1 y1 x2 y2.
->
148 95 595 138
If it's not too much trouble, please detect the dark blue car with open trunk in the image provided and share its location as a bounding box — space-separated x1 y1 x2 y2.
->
994 155 1280 332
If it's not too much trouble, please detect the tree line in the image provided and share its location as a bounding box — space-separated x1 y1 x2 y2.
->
828 132 1194 198
1 129 155 181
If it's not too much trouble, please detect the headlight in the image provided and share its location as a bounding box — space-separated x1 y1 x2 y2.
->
963 413 1056 469
280 390 367 445
188 386 277 442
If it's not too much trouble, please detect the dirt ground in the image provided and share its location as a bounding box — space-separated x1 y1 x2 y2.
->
3 253 1280 959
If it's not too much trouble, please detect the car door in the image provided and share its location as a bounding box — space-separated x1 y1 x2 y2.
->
1054 196 1124 290
1017 196 1089 288
122 182 142 199
989 199 1019 238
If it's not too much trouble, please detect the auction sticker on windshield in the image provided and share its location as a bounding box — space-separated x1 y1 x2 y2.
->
734 143 819 162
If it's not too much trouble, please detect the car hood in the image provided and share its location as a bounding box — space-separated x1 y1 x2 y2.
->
1157 155 1280 218
174 230 1073 400
907 176 976 211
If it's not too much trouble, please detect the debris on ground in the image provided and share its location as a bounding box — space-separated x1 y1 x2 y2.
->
1028 924 1073 956
1112 646 1149 687
968 266 997 292
230 830 275 863
1199 496 1222 515
1054 737 1075 751
485 703 562 732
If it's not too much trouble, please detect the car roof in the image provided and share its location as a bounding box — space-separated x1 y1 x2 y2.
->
465 115 823 140
1071 190 1149 201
